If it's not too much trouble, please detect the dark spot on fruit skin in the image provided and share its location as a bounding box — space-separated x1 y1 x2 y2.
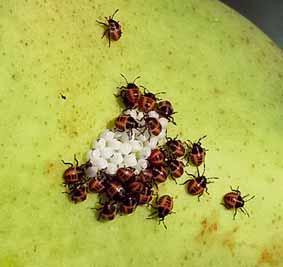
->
199 218 218 237
44 161 62 179
257 240 283 267
258 249 276 266
60 93 66 100
196 212 220 241
220 226 239 256
195 211 240 256
271 215 281 225
222 238 236 256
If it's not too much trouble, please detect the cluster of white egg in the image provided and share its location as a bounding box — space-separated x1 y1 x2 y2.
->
85 109 168 177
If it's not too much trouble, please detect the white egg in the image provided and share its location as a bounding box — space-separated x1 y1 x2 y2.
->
136 132 148 142
100 147 114 159
123 154 137 167
131 129 141 140
141 147 152 159
158 129 166 140
107 139 122 151
94 138 106 150
94 158 108 170
148 137 159 149
159 117 169 129
124 109 138 120
85 166 98 178
138 119 145 127
128 131 136 141
143 130 150 140
120 142 132 155
134 168 141 175
118 162 125 168
114 131 123 139
123 109 132 115
136 111 145 121
129 109 138 119
110 153 124 165
120 132 130 143
101 130 115 141
148 110 159 119
130 140 143 152
137 159 148 170
106 163 118 175
90 149 101 163
123 109 136 118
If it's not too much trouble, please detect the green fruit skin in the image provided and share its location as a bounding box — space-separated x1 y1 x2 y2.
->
0 0 283 266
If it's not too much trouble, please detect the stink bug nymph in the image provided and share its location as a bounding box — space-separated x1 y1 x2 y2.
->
70 186 87 203
156 100 176 125
88 177 106 193
148 148 165 166
138 90 160 113
152 165 168 184
168 159 185 180
186 135 207 167
105 180 126 201
137 186 153 205
96 9 122 47
119 196 138 215
62 155 87 186
144 117 162 136
115 114 140 137
181 168 219 200
147 195 174 229
116 74 142 109
97 201 117 221
164 136 186 159
116 167 135 183
223 186 255 219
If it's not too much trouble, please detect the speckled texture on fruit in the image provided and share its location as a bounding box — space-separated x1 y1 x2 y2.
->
0 0 283 267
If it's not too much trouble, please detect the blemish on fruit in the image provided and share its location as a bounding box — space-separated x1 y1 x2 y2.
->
222 238 236 256
60 93 66 100
196 212 219 241
44 161 62 177
258 248 276 266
